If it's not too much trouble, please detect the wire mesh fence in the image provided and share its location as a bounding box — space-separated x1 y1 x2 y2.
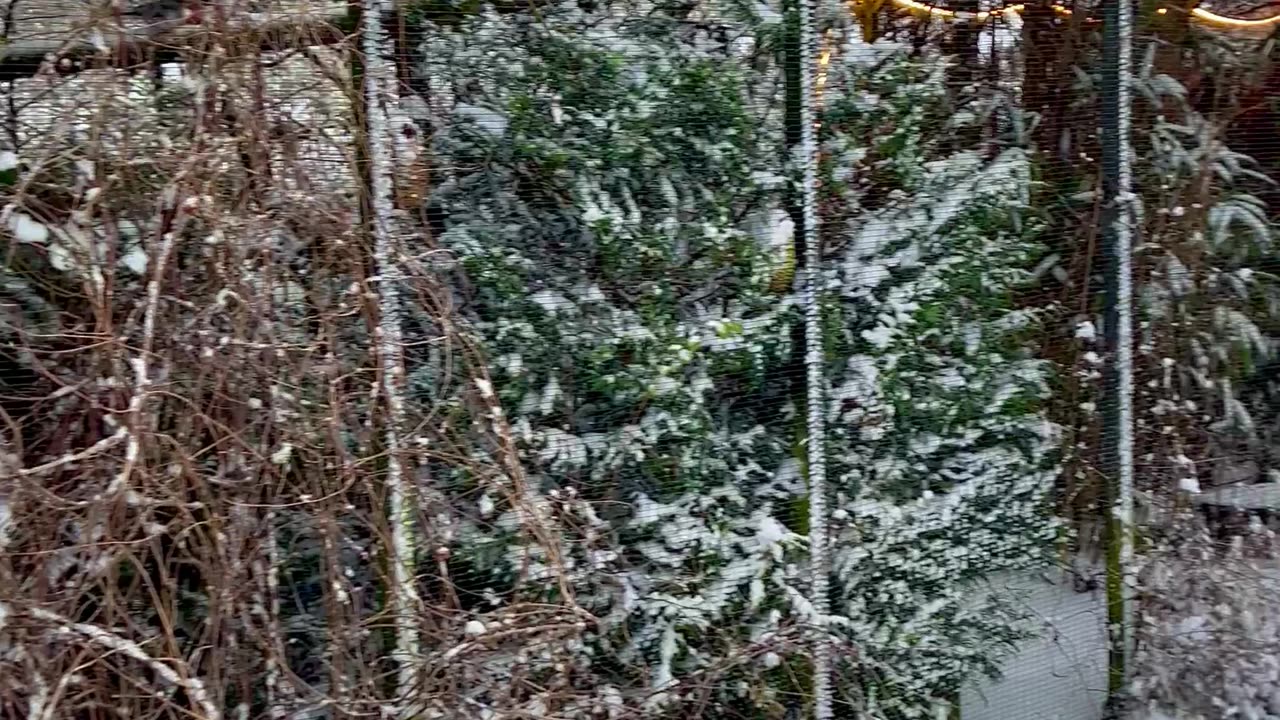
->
0 0 1279 719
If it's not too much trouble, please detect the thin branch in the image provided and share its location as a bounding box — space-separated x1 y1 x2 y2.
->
17 426 127 477
20 605 222 720
0 8 355 81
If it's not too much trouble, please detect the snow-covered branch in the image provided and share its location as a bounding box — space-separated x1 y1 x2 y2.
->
0 7 353 81
13 605 221 720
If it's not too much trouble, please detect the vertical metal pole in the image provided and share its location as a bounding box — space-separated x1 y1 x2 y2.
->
362 0 420 707
1100 0 1136 696
797 0 832 717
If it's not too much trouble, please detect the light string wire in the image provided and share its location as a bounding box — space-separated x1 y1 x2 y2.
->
889 0 1280 28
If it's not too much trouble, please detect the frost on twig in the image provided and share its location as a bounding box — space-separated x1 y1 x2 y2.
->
10 604 222 720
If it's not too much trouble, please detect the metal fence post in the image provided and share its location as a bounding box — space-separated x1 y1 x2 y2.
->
1100 0 1136 698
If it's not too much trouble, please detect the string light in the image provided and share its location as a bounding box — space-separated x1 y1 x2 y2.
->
805 0 1273 230
1189 5 1280 27
887 0 1073 21
886 0 1280 29
807 0 1278 198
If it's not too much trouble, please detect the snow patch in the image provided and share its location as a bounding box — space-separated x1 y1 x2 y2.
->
10 212 48 244
455 103 508 136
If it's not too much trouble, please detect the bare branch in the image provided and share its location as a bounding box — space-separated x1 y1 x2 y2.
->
0 7 353 81
20 605 222 720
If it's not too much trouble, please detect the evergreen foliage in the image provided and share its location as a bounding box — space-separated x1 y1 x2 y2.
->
423 2 810 712
422 11 1059 716
818 37 1059 715
6 1 1280 718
